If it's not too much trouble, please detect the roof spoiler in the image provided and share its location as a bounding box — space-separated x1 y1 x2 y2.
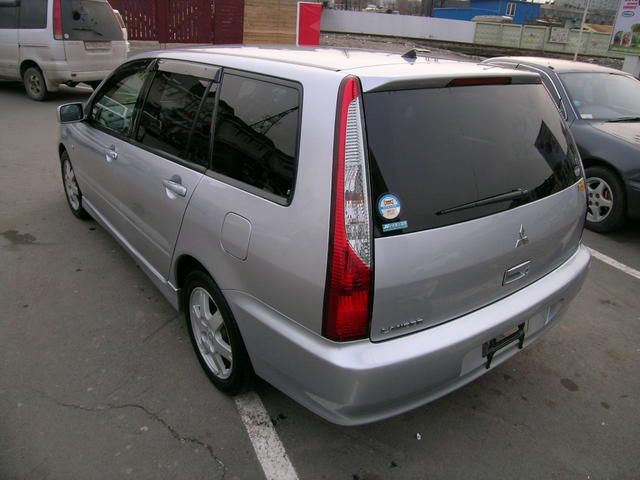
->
364 73 541 93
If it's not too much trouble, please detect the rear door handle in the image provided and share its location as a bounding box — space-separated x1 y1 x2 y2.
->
105 145 118 163
162 178 187 197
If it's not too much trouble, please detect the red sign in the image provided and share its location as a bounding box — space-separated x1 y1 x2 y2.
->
297 2 322 46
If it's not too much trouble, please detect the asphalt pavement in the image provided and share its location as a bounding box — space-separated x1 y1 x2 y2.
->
1 81 639 480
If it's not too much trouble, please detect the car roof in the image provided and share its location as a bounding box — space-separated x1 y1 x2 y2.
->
136 45 458 72
485 56 624 74
130 46 541 92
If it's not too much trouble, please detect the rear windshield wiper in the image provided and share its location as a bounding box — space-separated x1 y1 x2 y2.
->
437 188 529 215
607 116 640 123
73 27 103 36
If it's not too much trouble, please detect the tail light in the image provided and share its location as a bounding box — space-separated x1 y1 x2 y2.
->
53 0 63 40
323 76 373 341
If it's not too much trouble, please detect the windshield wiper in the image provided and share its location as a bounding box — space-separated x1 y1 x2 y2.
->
607 116 640 123
72 27 103 36
437 188 529 215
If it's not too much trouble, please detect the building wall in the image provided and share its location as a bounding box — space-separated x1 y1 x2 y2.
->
243 0 297 44
435 0 541 24
433 7 498 20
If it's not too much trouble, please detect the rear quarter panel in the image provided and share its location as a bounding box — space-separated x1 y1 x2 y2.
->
173 67 344 335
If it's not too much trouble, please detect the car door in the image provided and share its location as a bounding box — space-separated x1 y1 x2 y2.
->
0 1 19 79
110 59 218 280
70 59 152 233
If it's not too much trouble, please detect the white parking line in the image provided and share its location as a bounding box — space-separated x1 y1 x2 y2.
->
588 247 640 281
235 391 299 480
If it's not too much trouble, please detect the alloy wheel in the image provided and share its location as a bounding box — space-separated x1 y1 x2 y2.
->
189 286 233 380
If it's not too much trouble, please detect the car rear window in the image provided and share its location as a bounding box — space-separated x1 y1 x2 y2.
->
61 0 123 41
363 83 581 237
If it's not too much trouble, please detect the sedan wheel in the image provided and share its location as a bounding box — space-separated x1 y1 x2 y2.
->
586 176 614 223
584 166 625 233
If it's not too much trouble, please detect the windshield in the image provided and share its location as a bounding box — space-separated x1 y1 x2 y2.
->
559 72 640 121
364 83 582 236
61 0 123 41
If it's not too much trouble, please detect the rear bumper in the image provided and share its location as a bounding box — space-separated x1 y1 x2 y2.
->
227 243 591 426
44 68 112 84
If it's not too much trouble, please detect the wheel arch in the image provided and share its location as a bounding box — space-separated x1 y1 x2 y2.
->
58 143 68 159
174 254 211 311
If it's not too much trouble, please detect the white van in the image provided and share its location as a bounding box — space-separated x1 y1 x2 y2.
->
0 0 128 100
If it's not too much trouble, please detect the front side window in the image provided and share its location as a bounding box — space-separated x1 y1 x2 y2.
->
19 0 47 28
559 72 640 121
61 0 123 41
136 70 211 160
91 62 150 136
211 73 300 202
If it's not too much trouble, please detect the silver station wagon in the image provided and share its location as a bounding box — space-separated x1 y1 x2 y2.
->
57 47 591 425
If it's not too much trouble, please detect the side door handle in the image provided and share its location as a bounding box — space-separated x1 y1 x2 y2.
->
105 145 118 163
162 177 187 197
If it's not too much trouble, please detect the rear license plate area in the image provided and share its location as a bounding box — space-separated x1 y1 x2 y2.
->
84 41 111 50
482 322 526 369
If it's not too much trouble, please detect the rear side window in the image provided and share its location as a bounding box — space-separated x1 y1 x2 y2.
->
61 0 123 41
364 84 581 236
136 71 211 161
90 62 150 136
0 4 18 28
20 0 47 28
211 73 300 203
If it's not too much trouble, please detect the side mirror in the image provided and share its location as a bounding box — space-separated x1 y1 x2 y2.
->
57 103 84 123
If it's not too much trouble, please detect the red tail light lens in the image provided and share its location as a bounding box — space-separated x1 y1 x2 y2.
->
53 0 63 40
323 76 373 342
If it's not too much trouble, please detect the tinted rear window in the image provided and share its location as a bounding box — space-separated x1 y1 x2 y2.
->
364 84 581 236
62 0 123 41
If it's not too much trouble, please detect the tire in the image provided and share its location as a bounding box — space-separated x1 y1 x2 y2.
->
585 166 626 233
61 151 90 220
184 270 252 394
23 66 48 101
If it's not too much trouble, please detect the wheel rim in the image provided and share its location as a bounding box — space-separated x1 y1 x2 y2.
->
189 287 233 380
28 73 42 96
63 160 81 211
586 176 614 223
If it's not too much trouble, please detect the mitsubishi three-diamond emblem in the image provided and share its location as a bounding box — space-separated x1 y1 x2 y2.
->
515 224 529 248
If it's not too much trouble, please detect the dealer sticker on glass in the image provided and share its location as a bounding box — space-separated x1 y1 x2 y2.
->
377 194 402 220
382 220 408 233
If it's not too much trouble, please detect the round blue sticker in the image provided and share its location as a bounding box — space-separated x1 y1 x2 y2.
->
377 194 402 220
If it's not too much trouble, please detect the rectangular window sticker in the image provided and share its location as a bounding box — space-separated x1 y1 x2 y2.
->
382 220 408 233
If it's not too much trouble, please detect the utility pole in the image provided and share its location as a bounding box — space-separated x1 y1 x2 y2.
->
574 0 592 61
421 0 434 16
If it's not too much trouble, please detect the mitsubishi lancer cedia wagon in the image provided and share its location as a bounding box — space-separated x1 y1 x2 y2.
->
57 47 591 425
